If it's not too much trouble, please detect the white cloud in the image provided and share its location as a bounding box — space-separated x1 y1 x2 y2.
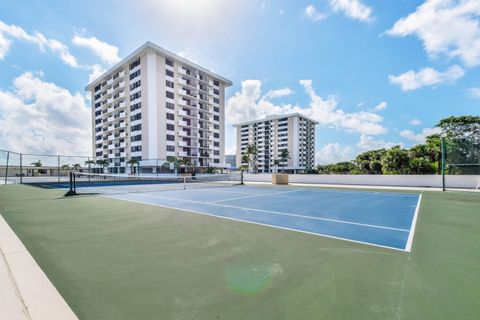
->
410 118 422 126
386 0 480 67
0 20 78 67
305 5 327 21
389 65 465 91
226 79 386 135
72 35 120 65
88 64 107 83
316 143 354 164
373 101 387 111
357 134 401 152
225 145 237 155
177 49 200 64
400 127 441 143
0 72 91 155
329 0 374 22
316 135 401 165
262 87 293 100
468 86 480 98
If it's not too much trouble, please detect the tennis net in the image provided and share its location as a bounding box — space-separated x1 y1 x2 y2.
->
66 172 243 195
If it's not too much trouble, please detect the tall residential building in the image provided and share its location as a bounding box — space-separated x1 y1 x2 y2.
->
85 42 232 173
234 113 318 173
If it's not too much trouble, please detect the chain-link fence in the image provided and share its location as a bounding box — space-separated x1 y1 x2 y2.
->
442 136 480 190
0 149 93 184
1 150 229 185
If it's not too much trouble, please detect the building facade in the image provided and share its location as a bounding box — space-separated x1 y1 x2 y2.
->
86 42 232 173
234 113 317 173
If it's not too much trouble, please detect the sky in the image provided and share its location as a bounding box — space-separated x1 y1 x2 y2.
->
0 0 479 163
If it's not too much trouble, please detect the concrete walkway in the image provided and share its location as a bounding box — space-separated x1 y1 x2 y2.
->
0 215 78 320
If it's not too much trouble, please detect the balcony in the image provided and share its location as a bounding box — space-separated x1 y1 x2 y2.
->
178 120 189 127
178 141 190 147
178 151 189 157
107 79 113 86
178 131 188 137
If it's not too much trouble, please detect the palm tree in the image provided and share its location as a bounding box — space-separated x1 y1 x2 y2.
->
84 159 96 173
177 158 192 174
61 164 71 170
241 144 258 173
96 159 110 173
31 160 42 167
72 163 81 171
126 159 139 175
273 159 280 173
279 149 290 173
205 165 217 174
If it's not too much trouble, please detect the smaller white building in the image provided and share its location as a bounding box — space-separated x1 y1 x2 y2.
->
234 113 318 173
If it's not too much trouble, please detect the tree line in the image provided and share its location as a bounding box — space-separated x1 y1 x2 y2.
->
314 116 480 175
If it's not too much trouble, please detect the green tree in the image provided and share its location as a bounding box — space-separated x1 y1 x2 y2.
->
96 159 110 173
127 159 139 174
241 144 258 173
279 149 290 173
31 160 42 167
354 149 386 174
381 146 410 174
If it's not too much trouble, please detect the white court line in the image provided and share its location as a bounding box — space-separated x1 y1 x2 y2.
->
105 195 408 252
404 193 422 252
209 189 302 203
123 192 410 232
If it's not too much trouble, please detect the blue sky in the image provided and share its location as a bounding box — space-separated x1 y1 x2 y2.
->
0 0 479 163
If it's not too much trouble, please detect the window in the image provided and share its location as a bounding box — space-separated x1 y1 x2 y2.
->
166 102 174 110
166 113 174 120
166 80 174 88
214 133 219 138
213 80 219 86
213 115 219 121
130 91 141 101
129 70 141 80
213 124 219 130
95 119 101 125
95 102 101 108
166 91 174 99
213 98 219 104
213 89 219 95
95 94 101 100
131 135 142 142
129 80 141 90
166 124 175 131
129 58 140 70
166 135 175 141
214 159 220 163
95 110 101 116
166 145 175 152
131 146 142 152
94 84 101 92
213 107 219 113
131 113 141 121
165 69 174 77
165 58 174 67
130 102 141 112
131 124 142 131
96 152 102 157
214 150 220 156
214 142 219 147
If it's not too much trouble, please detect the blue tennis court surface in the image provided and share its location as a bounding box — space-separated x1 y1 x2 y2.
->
107 185 422 251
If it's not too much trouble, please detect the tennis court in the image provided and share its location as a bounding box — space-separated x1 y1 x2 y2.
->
1 183 479 320
105 185 421 251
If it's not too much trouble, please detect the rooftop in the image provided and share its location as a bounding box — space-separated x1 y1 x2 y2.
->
233 112 319 127
85 41 233 91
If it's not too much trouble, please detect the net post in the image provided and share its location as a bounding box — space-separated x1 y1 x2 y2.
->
4 151 9 185
183 176 186 190
441 137 446 191
240 170 244 185
64 171 76 196
156 159 159 181
20 153 23 184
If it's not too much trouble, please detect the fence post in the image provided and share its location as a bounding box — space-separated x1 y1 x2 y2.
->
20 153 23 184
441 137 446 191
4 151 9 185
57 155 61 182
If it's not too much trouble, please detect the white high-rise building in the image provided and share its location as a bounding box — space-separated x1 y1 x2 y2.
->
86 42 232 173
234 113 317 173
